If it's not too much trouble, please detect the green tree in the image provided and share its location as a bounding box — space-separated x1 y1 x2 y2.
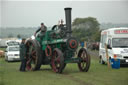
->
17 34 21 39
72 17 100 42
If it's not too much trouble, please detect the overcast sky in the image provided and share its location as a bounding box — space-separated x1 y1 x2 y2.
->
1 0 128 27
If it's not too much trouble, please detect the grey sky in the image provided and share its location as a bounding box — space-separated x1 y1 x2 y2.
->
1 0 128 27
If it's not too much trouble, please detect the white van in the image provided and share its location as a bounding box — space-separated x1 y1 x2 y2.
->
99 27 128 65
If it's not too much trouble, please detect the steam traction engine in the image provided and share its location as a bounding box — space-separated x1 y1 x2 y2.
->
25 8 91 73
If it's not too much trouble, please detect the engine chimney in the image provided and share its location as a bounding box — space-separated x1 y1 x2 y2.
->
64 7 72 37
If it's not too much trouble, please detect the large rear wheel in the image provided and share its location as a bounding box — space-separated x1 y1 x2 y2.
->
77 48 91 72
25 39 42 71
51 48 65 73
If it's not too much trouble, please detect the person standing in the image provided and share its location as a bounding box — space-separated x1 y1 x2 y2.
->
19 38 27 72
58 19 64 29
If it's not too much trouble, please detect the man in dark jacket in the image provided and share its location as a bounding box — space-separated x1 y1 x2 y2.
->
19 38 27 72
34 23 47 40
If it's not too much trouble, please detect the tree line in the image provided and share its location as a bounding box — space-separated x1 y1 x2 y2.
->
1 17 101 41
72 17 101 42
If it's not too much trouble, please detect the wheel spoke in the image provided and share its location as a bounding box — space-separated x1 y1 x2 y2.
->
82 51 86 58
82 62 86 68
31 50 36 55
81 51 87 62
55 56 60 62
26 58 32 65
32 56 36 59
83 57 87 62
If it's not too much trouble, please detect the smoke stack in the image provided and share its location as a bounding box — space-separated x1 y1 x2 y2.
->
64 7 72 37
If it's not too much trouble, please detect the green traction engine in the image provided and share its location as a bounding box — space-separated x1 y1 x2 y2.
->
25 8 91 73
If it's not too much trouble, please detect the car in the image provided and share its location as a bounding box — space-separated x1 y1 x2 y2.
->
5 46 20 61
6 40 20 47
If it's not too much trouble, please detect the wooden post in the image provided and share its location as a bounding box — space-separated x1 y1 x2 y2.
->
84 41 87 48
105 43 110 68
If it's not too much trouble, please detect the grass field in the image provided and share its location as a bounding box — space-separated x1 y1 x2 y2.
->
0 48 128 85
0 48 6 51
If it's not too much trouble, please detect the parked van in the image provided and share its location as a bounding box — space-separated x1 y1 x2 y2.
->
99 27 128 65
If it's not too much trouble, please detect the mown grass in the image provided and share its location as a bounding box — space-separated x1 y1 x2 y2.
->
0 55 128 85
0 48 6 51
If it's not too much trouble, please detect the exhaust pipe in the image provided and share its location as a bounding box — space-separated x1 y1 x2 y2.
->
64 7 72 37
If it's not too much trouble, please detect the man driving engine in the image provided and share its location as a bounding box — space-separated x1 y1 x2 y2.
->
34 23 47 40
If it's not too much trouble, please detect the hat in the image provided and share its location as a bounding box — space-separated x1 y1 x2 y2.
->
41 23 44 25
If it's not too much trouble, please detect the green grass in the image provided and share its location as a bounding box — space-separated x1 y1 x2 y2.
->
0 48 6 51
0 56 128 85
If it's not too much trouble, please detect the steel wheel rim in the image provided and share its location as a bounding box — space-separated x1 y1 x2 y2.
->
26 42 37 70
78 50 88 71
52 51 61 72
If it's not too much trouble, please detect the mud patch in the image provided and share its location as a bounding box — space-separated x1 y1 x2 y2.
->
61 74 93 85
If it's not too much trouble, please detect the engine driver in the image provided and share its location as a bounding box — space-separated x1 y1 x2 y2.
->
34 23 47 41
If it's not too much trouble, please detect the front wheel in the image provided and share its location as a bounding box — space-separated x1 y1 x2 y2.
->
77 48 91 72
51 48 65 73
